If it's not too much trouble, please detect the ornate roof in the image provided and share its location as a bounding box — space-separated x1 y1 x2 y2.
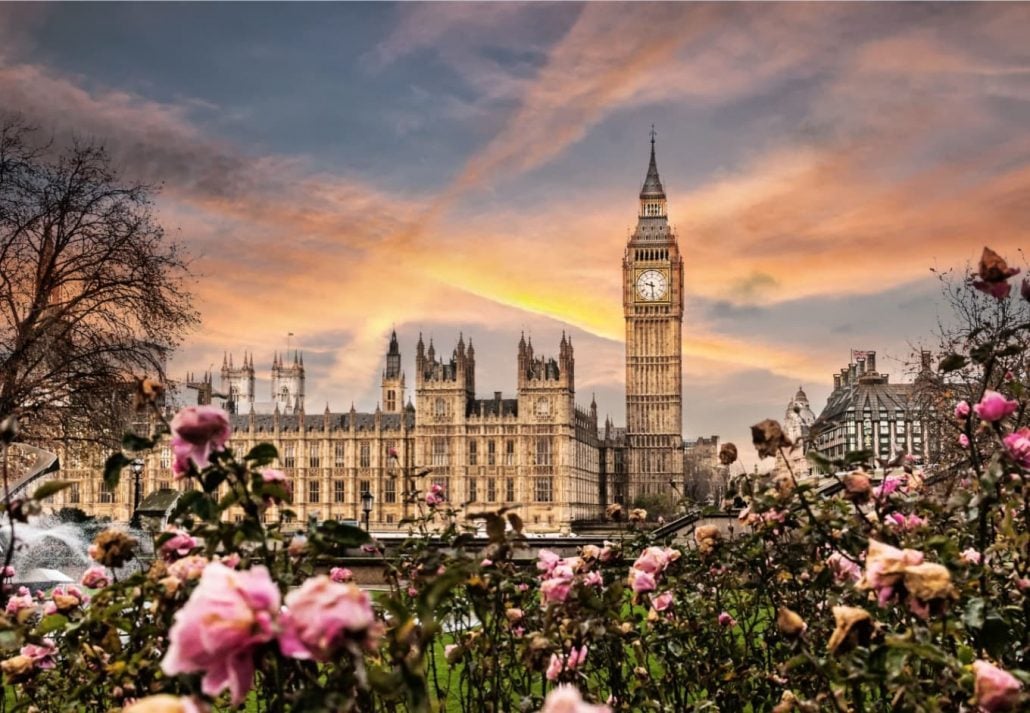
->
639 135 666 199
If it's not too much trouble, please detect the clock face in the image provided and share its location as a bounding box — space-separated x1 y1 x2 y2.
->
636 270 668 301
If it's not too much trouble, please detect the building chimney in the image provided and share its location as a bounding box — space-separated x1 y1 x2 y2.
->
833 374 841 390
856 358 866 375
494 391 502 401
920 350 932 373
866 351 877 373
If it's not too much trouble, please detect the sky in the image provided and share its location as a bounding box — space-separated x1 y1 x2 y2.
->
2 3 1029 463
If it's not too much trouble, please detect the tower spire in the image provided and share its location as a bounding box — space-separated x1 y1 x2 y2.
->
640 125 665 200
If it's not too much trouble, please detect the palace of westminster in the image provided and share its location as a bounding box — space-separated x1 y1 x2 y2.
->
55 137 936 532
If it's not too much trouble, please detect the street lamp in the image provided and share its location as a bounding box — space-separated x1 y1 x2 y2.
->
130 458 144 529
360 489 374 532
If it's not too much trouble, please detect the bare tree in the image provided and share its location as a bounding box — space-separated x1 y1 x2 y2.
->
0 116 197 446
909 261 1030 479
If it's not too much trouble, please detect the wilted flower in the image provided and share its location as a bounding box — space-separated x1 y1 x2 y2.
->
169 405 232 478
843 471 872 503
973 391 1019 423
583 571 603 588
973 660 1023 712
973 247 1020 300
719 442 738 465
694 525 721 555
162 564 280 705
505 607 523 623
80 565 110 589
633 546 680 574
329 567 353 583
858 539 925 607
1 654 35 683
960 548 983 565
134 376 166 411
776 607 807 638
827 606 874 655
0 414 19 445
540 684 612 713
751 419 793 458
605 503 623 522
48 584 87 613
1002 427 1030 469
279 576 379 661
902 563 957 619
628 508 647 523
167 555 209 582
5 590 35 618
89 529 137 569
122 695 205 713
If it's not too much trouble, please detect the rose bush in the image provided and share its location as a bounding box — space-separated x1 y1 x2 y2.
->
0 247 1028 711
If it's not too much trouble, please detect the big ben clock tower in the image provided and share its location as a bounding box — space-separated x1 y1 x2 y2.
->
623 128 684 499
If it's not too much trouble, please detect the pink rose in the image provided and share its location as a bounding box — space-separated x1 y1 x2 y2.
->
633 546 677 575
540 577 572 605
20 640 56 670
1 566 13 579
960 434 971 448
955 401 971 420
123 696 205 713
718 611 736 627
960 548 983 566
1003 428 1030 469
260 468 291 504
160 528 198 562
973 659 1022 712
826 552 861 584
279 576 378 661
567 644 587 670
329 567 353 583
426 483 445 506
169 406 232 478
546 652 564 681
651 591 673 612
161 563 279 705
80 565 110 589
886 512 927 532
537 549 562 574
540 684 612 713
583 571 603 588
629 568 656 594
5 591 35 616
973 391 1019 423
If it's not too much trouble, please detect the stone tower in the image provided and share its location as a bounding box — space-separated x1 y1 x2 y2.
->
622 129 685 499
517 332 575 426
382 330 406 413
271 350 305 413
220 352 254 414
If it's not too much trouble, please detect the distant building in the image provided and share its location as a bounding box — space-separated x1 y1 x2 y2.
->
48 134 720 531
781 386 817 475
810 350 933 463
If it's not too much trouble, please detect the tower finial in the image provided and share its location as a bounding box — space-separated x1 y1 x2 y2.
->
650 123 656 147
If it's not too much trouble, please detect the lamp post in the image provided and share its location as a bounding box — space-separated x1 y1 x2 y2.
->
130 458 144 529
360 489 373 532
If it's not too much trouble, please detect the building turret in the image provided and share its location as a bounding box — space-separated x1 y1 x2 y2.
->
382 330 405 413
272 350 305 413
220 351 255 413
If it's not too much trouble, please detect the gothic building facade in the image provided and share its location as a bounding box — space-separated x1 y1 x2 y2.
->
52 135 701 531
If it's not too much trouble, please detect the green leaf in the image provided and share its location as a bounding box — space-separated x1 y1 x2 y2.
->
35 613 69 635
245 443 278 465
31 480 73 501
938 353 968 373
121 433 154 452
981 614 1010 658
103 453 130 490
